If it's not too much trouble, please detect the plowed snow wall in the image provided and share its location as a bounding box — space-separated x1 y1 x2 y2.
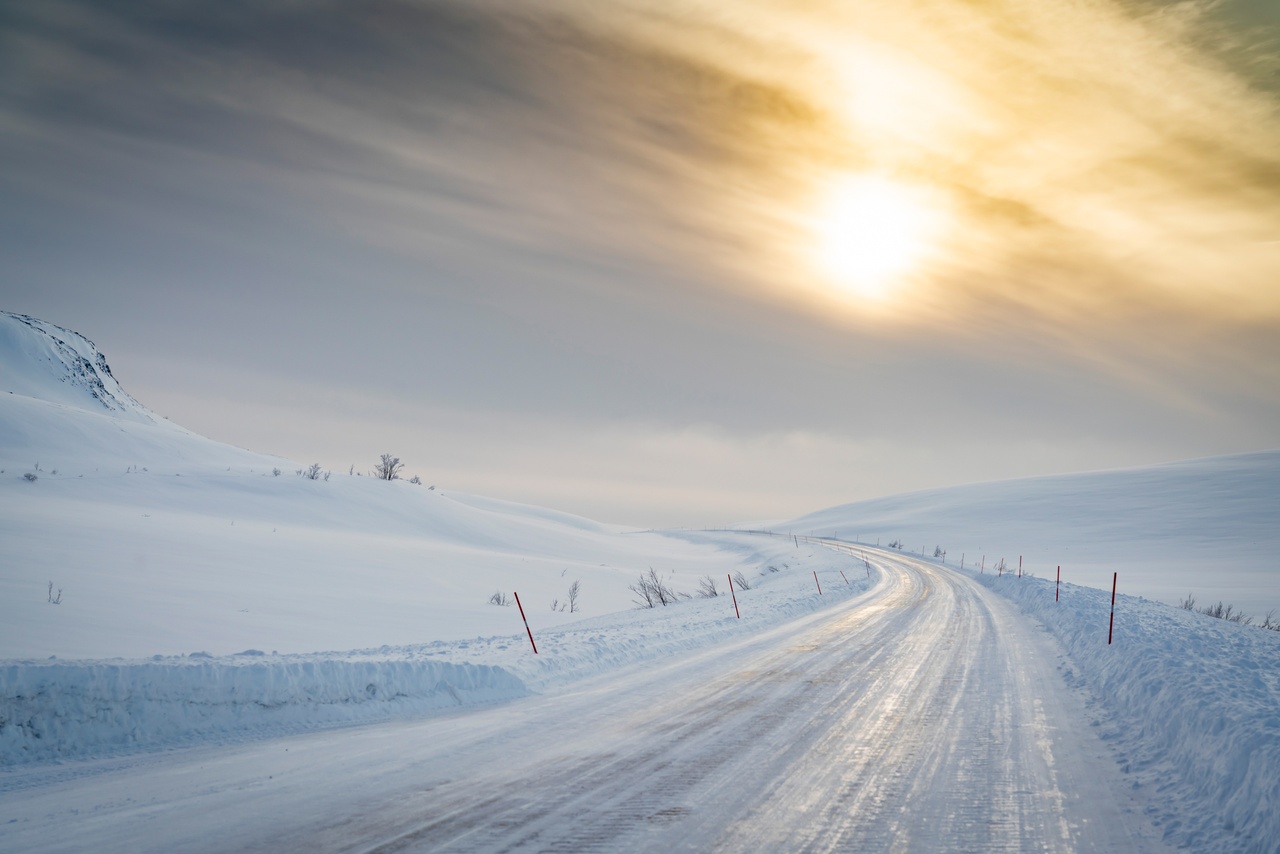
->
0 658 527 765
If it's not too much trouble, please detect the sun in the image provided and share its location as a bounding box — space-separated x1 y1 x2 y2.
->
813 174 943 302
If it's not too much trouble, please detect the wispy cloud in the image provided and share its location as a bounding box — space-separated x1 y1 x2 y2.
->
2 0 1277 522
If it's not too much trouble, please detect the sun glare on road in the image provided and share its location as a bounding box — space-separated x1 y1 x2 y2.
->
813 174 945 303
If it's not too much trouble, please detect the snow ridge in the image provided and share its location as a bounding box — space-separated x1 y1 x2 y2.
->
0 656 527 767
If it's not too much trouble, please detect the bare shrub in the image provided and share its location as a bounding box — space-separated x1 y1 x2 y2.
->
488 591 511 606
567 580 581 613
47 581 62 604
373 454 404 481
272 468 282 477
732 570 751 591
303 463 323 480
630 567 679 608
1201 601 1252 625
697 575 719 598
410 475 422 485
1185 597 1278 630
24 472 37 482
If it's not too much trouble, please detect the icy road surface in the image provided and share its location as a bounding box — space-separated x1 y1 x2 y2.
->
0 551 1167 852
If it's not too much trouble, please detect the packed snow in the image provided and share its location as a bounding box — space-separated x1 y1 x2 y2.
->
2 310 1278 852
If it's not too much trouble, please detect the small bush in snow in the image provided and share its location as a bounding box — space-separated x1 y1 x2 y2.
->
47 581 62 604
373 453 404 481
1178 594 1277 631
630 567 680 608
24 472 37 482
697 575 719 598
1200 601 1252 625
488 591 512 606
302 463 323 480
272 467 281 475
733 571 751 590
410 475 422 485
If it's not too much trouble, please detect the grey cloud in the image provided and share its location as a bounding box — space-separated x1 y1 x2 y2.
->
2 0 1278 525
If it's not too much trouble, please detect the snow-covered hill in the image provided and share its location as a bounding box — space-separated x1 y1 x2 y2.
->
0 312 157 424
784 450 1280 618
0 310 755 661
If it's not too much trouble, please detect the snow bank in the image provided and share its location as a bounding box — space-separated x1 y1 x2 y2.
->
968 566 1280 853
0 656 527 766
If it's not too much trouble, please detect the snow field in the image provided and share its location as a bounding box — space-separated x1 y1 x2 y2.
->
964 563 1280 853
0 534 874 767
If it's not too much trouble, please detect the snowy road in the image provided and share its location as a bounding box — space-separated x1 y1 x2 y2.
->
1 551 1166 852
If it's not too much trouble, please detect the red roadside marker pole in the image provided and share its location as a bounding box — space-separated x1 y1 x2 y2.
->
813 570 822 595
1108 572 1117 645
1018 555 1022 578
513 591 537 654
1056 565 1061 602
727 573 740 619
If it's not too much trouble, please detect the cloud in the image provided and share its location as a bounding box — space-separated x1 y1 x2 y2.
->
2 0 1278 523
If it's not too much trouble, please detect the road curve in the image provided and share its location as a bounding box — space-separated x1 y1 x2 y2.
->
0 549 1167 853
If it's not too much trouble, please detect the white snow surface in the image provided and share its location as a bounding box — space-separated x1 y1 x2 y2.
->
2 310 1279 852
786 449 1280 618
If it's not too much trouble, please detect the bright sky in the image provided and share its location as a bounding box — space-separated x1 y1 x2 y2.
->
2 0 1278 526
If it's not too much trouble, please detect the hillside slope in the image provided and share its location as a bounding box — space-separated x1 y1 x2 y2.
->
0 311 742 659
785 451 1280 616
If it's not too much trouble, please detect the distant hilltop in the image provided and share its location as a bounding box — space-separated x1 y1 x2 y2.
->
0 310 157 424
